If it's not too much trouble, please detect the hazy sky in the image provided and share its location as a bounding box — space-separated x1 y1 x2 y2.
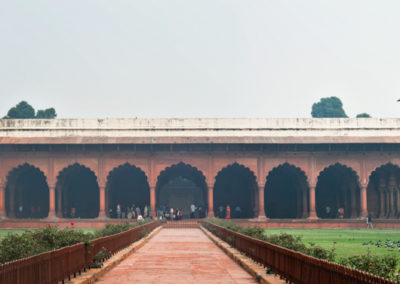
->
1 1 399 118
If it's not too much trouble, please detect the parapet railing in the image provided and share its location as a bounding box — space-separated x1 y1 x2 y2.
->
203 221 396 284
0 221 159 284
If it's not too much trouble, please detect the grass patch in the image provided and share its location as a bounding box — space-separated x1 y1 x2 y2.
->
264 229 400 259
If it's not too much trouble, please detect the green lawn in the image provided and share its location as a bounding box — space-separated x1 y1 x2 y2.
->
264 229 400 259
0 228 98 239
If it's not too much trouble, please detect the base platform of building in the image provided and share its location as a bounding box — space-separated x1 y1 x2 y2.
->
1 217 400 229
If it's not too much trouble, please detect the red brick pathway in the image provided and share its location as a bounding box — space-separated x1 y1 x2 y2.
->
97 228 257 283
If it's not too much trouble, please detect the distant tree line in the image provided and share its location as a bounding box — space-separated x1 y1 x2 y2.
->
4 101 57 119
311 97 371 118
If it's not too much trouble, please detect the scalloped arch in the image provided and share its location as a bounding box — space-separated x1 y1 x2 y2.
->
106 162 149 186
56 163 98 183
6 163 49 184
214 162 257 181
156 162 207 189
265 162 309 186
316 162 360 185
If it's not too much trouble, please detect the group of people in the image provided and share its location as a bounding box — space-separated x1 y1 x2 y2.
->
325 206 345 219
17 205 43 218
157 203 207 220
111 204 150 220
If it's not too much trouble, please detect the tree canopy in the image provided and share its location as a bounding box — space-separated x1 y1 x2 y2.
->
311 97 348 118
356 113 371 118
4 101 57 119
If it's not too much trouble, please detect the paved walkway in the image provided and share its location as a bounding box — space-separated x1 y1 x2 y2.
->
97 228 257 283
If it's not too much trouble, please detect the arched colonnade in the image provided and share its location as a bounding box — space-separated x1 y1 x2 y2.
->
0 161 399 220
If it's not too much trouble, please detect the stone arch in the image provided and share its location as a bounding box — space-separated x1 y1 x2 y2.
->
265 163 309 219
156 162 207 218
106 163 150 218
367 163 400 219
55 163 99 218
5 163 49 218
315 163 360 219
213 163 257 218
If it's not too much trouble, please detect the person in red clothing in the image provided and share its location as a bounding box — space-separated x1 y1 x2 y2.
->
226 205 231 219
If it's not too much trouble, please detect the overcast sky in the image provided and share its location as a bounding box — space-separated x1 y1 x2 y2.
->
0 1 399 118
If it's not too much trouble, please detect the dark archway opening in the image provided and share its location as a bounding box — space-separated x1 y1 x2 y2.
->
156 163 207 219
106 163 150 218
367 163 400 219
5 164 49 218
265 163 309 219
316 163 360 219
213 163 256 219
56 164 99 218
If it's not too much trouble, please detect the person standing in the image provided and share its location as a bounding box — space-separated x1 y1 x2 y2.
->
116 204 121 219
367 214 373 229
190 203 196 219
226 205 231 219
144 204 148 218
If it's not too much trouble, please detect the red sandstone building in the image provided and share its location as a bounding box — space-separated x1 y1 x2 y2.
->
0 118 399 227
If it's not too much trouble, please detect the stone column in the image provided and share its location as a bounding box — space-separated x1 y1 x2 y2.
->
8 184 15 218
207 183 214 217
360 185 368 217
150 186 156 217
378 178 386 218
258 185 266 219
308 185 318 220
56 188 62 217
302 188 308 218
0 184 5 219
47 186 56 218
350 186 357 218
388 176 396 218
397 189 400 218
98 186 106 218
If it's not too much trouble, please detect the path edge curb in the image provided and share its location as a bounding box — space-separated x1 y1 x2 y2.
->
200 226 285 284
69 225 163 284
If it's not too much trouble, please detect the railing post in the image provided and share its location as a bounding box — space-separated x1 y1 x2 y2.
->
0 184 6 219
208 183 214 217
360 184 368 218
150 186 156 217
308 185 318 220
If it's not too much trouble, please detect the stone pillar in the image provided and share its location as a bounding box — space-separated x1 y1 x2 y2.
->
350 186 357 218
389 189 395 219
0 184 5 219
397 189 400 218
150 186 156 217
207 184 214 217
258 185 266 219
379 191 385 218
308 185 318 220
360 185 368 218
98 186 106 218
9 184 15 218
56 188 62 217
378 178 386 218
48 186 56 218
302 188 308 218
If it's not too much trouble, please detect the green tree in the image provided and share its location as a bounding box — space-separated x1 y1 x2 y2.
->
36 108 57 119
356 113 371 118
311 97 348 118
5 101 35 118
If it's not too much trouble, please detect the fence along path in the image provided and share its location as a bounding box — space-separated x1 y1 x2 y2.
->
203 222 397 284
96 227 258 283
0 221 159 284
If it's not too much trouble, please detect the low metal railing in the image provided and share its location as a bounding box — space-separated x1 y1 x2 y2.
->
203 221 396 284
0 221 159 284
